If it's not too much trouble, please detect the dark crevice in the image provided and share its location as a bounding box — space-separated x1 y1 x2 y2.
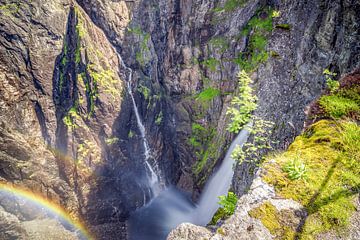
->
33 101 51 144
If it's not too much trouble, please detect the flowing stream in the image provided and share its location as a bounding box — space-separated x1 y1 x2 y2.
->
128 128 250 240
117 54 161 197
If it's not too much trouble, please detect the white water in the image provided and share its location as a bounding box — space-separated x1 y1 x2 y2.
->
193 128 250 225
129 127 250 239
117 54 161 197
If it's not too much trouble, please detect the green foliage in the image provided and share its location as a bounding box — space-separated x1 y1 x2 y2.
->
155 111 163 125
129 26 151 66
105 137 119 145
341 121 360 169
0 3 20 15
137 85 151 100
128 26 143 35
218 191 238 215
323 68 339 93
282 157 307 180
275 24 292 30
75 46 81 64
223 0 248 12
79 73 97 117
202 58 220 72
88 66 118 99
189 123 206 148
128 130 134 138
249 201 296 239
75 12 86 38
196 88 221 102
210 192 238 225
231 117 275 163
319 95 359 119
235 8 273 72
226 70 257 133
63 107 81 129
136 52 146 66
263 120 360 238
190 123 217 175
272 10 281 18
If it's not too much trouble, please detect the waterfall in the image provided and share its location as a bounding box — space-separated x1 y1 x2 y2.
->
193 127 250 225
117 53 161 197
128 127 250 240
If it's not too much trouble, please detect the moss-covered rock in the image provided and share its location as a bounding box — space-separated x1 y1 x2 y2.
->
249 201 297 240
261 119 359 239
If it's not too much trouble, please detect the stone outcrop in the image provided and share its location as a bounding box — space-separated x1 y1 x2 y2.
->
168 171 305 240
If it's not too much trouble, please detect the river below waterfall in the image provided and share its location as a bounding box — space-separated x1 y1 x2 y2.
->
128 128 250 240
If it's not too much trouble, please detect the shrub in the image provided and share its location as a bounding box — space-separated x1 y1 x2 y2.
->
323 68 339 93
218 191 238 214
231 117 275 163
226 70 257 133
210 191 238 225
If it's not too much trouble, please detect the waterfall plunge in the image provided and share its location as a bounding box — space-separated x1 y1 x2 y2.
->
129 127 250 240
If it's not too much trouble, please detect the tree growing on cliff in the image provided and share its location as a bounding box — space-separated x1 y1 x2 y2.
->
226 70 257 133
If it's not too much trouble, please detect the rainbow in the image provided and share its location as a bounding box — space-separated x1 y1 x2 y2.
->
0 182 93 240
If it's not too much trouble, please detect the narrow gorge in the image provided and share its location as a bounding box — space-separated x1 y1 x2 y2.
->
0 0 359 240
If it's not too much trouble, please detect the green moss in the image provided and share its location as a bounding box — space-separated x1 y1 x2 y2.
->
223 0 248 11
217 227 226 235
210 207 227 225
105 137 119 145
249 202 282 235
249 202 297 239
201 58 220 72
129 26 151 66
155 111 163 125
137 85 151 100
75 8 86 38
75 45 81 64
190 123 217 175
63 107 81 129
270 50 280 58
136 52 146 66
262 120 360 238
128 130 134 138
319 95 359 119
88 66 118 99
234 8 273 72
275 24 292 30
0 3 20 15
196 88 220 102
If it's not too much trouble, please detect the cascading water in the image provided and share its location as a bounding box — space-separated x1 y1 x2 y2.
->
193 128 250 225
117 53 161 197
128 127 250 240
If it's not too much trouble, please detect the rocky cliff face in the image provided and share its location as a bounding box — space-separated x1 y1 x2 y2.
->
0 0 359 239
